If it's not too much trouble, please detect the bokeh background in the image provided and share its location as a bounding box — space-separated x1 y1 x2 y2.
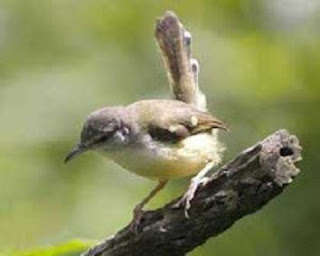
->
0 0 319 255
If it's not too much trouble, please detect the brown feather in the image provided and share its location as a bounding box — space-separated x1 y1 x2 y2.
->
127 99 227 143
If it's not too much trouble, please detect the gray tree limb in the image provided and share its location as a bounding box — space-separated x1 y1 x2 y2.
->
82 129 302 256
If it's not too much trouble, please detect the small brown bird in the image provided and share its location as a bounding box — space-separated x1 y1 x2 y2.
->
65 11 227 231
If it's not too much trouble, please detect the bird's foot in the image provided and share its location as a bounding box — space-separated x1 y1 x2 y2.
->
129 204 145 234
172 177 210 218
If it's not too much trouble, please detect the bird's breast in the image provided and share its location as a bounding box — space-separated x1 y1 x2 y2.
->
100 132 223 180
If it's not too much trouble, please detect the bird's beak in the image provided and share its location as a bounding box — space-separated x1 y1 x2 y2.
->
64 143 87 163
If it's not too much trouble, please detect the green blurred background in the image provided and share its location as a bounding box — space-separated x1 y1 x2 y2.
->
0 0 319 255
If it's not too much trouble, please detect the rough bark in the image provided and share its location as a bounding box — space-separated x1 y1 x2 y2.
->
82 129 302 256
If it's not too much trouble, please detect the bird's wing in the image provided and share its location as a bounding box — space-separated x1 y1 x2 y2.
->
145 101 227 143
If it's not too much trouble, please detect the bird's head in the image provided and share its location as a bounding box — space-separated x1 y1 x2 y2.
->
64 106 130 163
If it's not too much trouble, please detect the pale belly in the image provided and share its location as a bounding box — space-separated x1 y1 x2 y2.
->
100 133 222 180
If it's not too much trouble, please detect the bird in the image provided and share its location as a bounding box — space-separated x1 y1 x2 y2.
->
64 11 227 232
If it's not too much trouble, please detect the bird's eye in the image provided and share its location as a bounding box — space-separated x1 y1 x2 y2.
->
95 134 111 144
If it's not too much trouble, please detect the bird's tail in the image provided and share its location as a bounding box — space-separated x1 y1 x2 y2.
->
155 11 207 111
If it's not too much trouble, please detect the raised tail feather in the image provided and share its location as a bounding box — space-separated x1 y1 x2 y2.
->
155 11 207 111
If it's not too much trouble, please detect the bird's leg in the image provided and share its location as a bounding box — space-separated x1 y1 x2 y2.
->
173 161 214 218
130 179 168 233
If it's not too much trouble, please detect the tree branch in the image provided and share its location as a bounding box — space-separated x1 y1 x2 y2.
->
82 129 302 256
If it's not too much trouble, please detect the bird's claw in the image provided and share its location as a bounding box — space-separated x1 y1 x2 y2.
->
172 191 193 218
129 206 145 234
172 177 210 218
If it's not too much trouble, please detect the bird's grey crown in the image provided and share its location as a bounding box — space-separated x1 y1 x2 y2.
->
80 106 129 148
